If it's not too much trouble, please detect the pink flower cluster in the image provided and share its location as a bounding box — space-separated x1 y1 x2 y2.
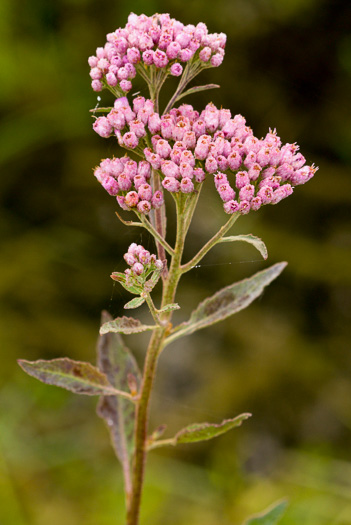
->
93 97 318 215
88 12 226 93
123 243 163 282
93 152 164 214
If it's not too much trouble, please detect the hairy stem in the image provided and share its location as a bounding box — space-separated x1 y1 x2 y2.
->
126 198 188 525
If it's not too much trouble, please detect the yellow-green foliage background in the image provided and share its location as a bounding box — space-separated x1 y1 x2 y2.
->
1 0 351 523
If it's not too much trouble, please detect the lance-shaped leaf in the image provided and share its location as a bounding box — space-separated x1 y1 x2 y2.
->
174 83 220 104
148 413 251 450
97 312 142 492
124 297 145 309
164 262 287 346
100 316 156 335
158 303 180 314
243 500 288 525
18 358 132 398
219 234 268 260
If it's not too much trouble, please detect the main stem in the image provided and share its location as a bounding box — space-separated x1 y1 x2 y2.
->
126 198 188 525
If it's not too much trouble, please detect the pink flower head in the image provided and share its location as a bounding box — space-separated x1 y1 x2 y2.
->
123 131 139 149
156 139 172 159
93 117 113 138
133 175 146 190
170 63 183 76
129 119 146 138
162 177 180 193
138 183 152 201
118 173 132 191
132 262 144 275
137 160 151 179
108 109 126 130
151 190 164 209
223 200 240 214
217 183 235 202
161 160 180 178
125 191 139 207
153 49 168 68
180 177 194 193
199 46 212 62
101 176 119 196
137 200 152 214
235 171 250 189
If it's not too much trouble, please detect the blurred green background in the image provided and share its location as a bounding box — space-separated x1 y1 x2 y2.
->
1 0 351 523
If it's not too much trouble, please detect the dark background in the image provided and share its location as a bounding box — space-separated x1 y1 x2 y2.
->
1 0 351 523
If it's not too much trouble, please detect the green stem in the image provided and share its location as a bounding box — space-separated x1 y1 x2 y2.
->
137 214 175 257
163 61 209 115
126 198 188 525
181 212 241 274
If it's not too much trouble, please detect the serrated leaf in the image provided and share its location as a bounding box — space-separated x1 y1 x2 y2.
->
244 500 288 525
175 83 220 104
18 358 131 398
148 414 251 450
124 297 145 309
219 234 268 260
100 316 156 335
97 312 141 490
159 303 180 313
165 262 287 346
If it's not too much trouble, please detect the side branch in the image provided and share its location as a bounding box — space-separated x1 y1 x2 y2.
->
115 211 175 257
181 212 240 273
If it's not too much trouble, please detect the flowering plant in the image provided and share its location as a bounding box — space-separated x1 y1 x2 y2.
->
19 12 317 525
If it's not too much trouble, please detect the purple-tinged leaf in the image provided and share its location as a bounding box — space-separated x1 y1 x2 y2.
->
165 263 287 346
18 358 132 398
124 297 145 309
100 316 156 335
219 234 268 260
175 83 220 104
148 413 250 450
97 312 141 492
243 500 288 525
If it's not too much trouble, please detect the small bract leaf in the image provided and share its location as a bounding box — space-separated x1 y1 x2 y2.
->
148 414 251 450
97 311 141 487
18 358 131 398
144 270 161 293
159 303 180 313
124 297 145 309
165 263 287 346
220 234 268 260
100 316 156 335
175 413 251 444
243 500 288 525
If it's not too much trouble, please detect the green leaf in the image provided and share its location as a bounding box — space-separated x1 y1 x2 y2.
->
97 312 141 484
100 316 156 335
219 234 268 260
165 262 287 346
175 83 220 104
148 414 251 450
144 270 162 293
158 303 180 313
111 272 142 295
124 296 145 309
18 358 132 398
244 500 288 525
